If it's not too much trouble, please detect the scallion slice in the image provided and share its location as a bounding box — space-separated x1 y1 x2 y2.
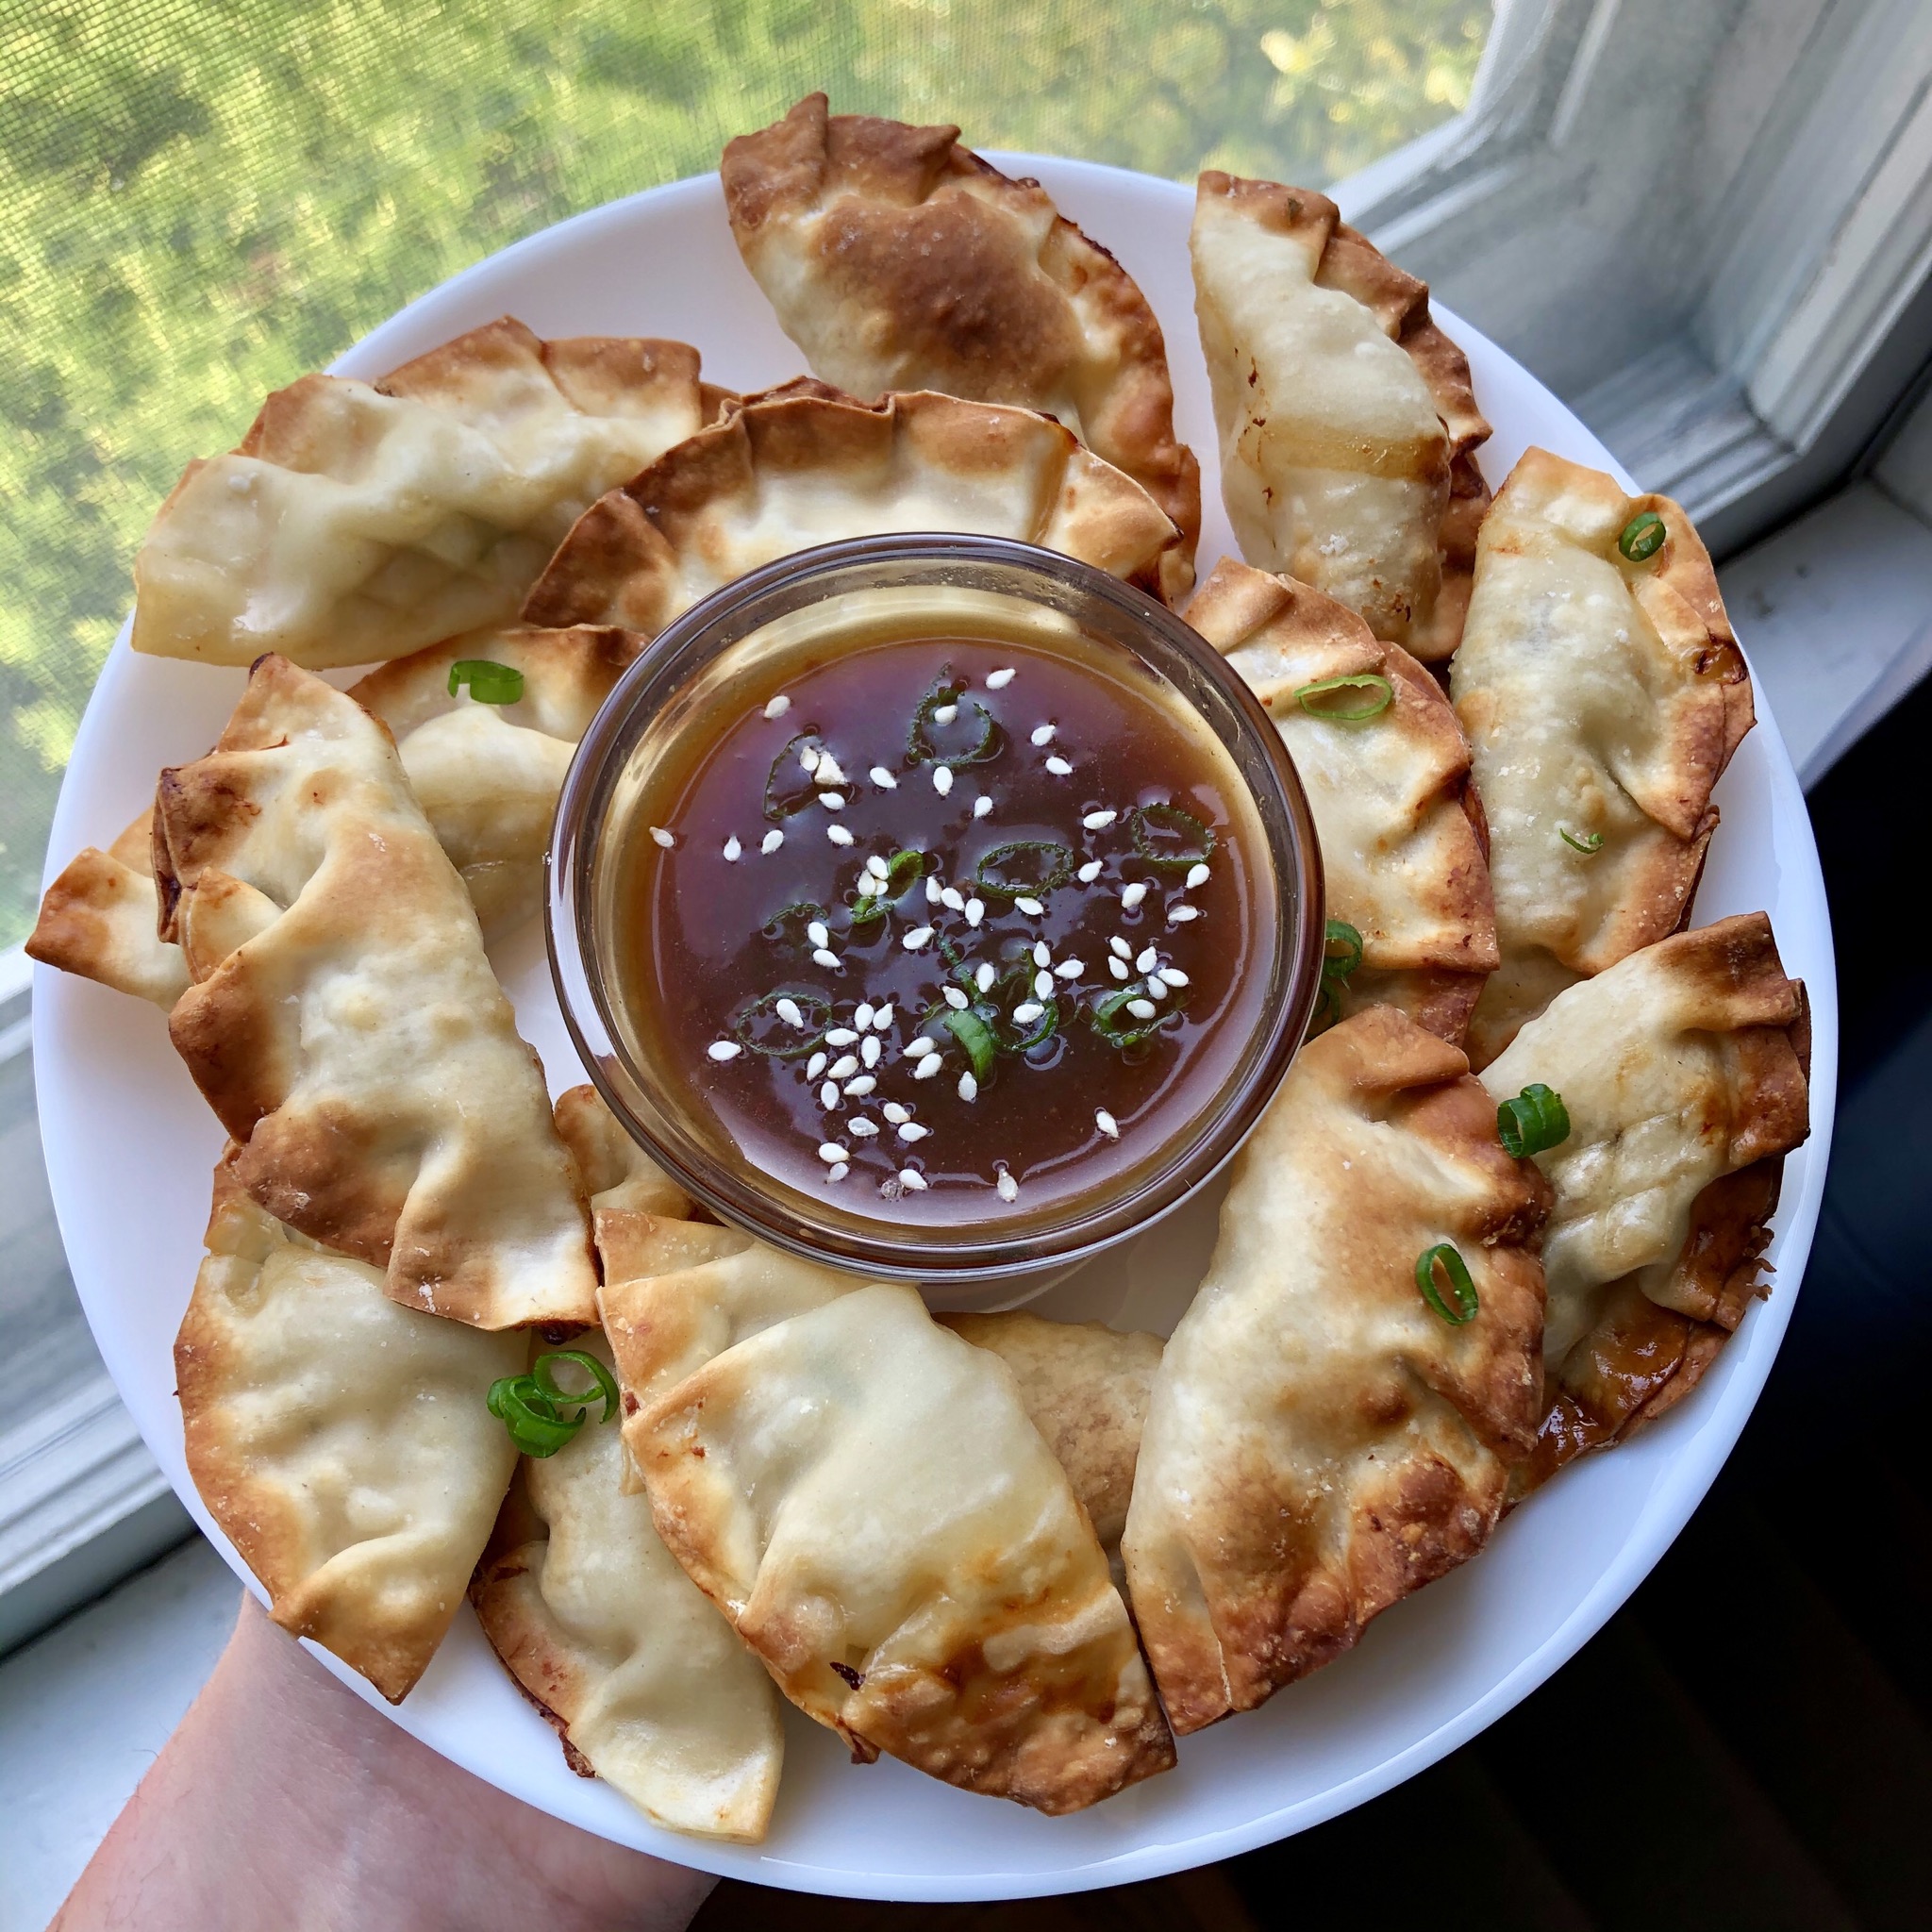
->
942 1007 998 1081
1323 918 1364 981
761 900 831 948
909 672 1000 769
762 732 824 823
1294 671 1394 722
1618 511 1666 562
733 987 831 1058
1496 1082 1571 1159
972 840 1074 900
531 1350 620 1424
1415 1243 1478 1324
486 1351 618 1457
1559 825 1605 855
1129 802 1216 871
1091 984 1167 1049
447 658 525 705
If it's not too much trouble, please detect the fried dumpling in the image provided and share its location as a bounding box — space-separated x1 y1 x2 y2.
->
521 379 1192 631
1123 1005 1548 1734
625 1281 1175 1812
26 809 188 1008
156 653 597 1328
133 318 715 668
1191 173 1490 660
1480 914 1808 1490
176 1157 523 1701
1452 449 1754 1065
552 1082 692 1240
1187 558 1496 1041
469 1333 784 1842
722 93 1199 558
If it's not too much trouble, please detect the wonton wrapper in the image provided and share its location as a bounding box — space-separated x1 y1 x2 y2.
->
132 318 714 668
521 379 1191 630
1123 1005 1548 1733
722 93 1199 560
1191 173 1490 661
156 654 597 1328
469 1333 783 1842
1480 914 1807 1491
1187 558 1496 1041
626 1281 1174 1812
1453 449 1754 1065
26 809 188 1008
176 1157 523 1702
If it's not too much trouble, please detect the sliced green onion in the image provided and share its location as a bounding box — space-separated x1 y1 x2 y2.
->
1293 671 1394 722
1323 919 1364 983
1091 985 1168 1050
762 732 826 823
909 672 1000 769
487 1352 620 1457
1559 826 1605 855
760 900 831 947
1618 511 1665 562
1496 1083 1571 1159
531 1350 620 1424
852 848 927 924
941 1008 998 1081
972 840 1074 900
734 987 831 1058
999 993 1058 1054
447 658 525 705
1129 802 1216 871
1415 1243 1478 1324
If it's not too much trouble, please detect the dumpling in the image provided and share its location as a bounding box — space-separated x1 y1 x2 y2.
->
1123 1005 1548 1734
721 94 1199 558
1186 558 1496 1041
156 653 597 1329
1479 913 1808 1490
132 318 716 668
625 1281 1175 1812
521 379 1192 631
175 1156 523 1701
1191 172 1490 660
469 1332 784 1842
1451 449 1754 1065
551 1082 693 1238
27 809 187 1008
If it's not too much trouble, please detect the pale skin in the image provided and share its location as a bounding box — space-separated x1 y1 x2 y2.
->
55 1594 716 1932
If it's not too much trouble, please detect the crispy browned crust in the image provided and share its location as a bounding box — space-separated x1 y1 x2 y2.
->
1195 171 1491 660
724 93 1199 556
522 379 1190 633
26 810 188 1008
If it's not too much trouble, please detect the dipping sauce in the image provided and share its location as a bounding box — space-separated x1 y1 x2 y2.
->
614 626 1278 1227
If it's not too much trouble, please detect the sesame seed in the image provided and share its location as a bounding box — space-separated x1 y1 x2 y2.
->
1145 977 1168 1002
1034 970 1055 999
965 898 985 926
761 829 784 855
958 1072 979 1102
816 755 847 787
941 886 965 911
808 920 831 949
1044 756 1073 776
913 1058 943 1080
651 825 675 848
1011 1001 1044 1024
974 962 995 992
872 1004 894 1030
1077 859 1103 883
855 1000 876 1027
827 1162 849 1183
1032 941 1052 968
1136 946 1158 973
883 1102 911 1124
1108 959 1128 981
820 1082 841 1109
1095 1109 1120 1139
818 791 847 809
708 1041 741 1061
807 1051 828 1079
826 825 854 847
897 1122 931 1142
908 1036 937 1058
925 875 942 905
1083 809 1118 830
1159 967 1190 987
860 1035 881 1067
818 1142 848 1163
997 1171 1019 1202
871 766 898 790
764 694 791 719
776 998 806 1028
899 1169 929 1191
864 859 890 885
1169 905 1201 924
1108 937 1132 959
1187 862 1211 889
986 667 1016 689
811 947 841 970
1121 882 1149 910
903 926 935 951
800 745 821 774
1054 958 1084 979
824 1026 858 1045
849 1118 879 1138
1126 998 1157 1019
942 987 969 1010
723 835 741 861
828 1055 859 1080
973 795 993 820
1030 724 1056 746
932 703 959 725
843 1074 876 1096
933 766 954 796
1015 895 1044 916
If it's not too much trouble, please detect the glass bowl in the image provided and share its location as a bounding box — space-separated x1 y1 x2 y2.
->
547 533 1325 1282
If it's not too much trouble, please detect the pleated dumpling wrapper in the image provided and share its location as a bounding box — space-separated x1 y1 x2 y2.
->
1123 1005 1549 1734
133 317 717 668
1452 449 1754 1066
469 1333 784 1842
1187 558 1497 1042
156 653 598 1328
176 1156 524 1702
26 808 188 1008
521 378 1192 633
1480 913 1808 1491
721 93 1200 563
1191 173 1490 661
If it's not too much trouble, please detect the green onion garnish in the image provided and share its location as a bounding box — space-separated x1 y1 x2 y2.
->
909 671 1000 769
734 987 831 1057
1324 919 1364 981
1618 511 1665 561
761 900 831 947
487 1350 620 1457
972 840 1074 900
1415 1244 1478 1324
1129 802 1216 871
1496 1083 1570 1159
447 659 525 705
1293 671 1394 721
1559 826 1605 855
762 732 826 823
941 1007 998 1081
1091 984 1168 1050
851 854 923 926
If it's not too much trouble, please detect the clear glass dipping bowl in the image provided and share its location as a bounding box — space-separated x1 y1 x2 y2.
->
548 534 1325 1283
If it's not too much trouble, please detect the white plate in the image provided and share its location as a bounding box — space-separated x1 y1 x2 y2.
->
34 158 1839 1901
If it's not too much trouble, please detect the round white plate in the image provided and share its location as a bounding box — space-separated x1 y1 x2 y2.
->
35 158 1839 1901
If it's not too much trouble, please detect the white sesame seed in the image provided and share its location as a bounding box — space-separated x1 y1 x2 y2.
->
973 794 993 820
864 859 890 884
708 1040 741 1061
849 1118 879 1137
1187 862 1211 890
817 791 846 809
958 1072 978 1103
1012 1001 1044 1024
1108 959 1128 981
1136 946 1158 973
975 962 996 992
855 999 876 1027
942 987 969 1010
1095 1109 1120 1140
913 1058 943 1079
1159 967 1190 987
826 825 855 847
941 886 965 911
897 1122 931 1142
932 703 958 725
777 1000 807 1030
1054 958 1084 979
828 1055 859 1080
800 744 821 774
871 766 898 790
997 1171 1019 1202
860 1035 881 1068
1083 809 1118 830
925 875 942 906
932 766 954 796
1108 937 1132 959
808 920 831 949
651 825 675 848
820 1082 841 1109
965 898 985 927
987 667 1016 689
1032 941 1052 968
899 1169 929 1191
1015 895 1044 917
761 829 784 855
807 1051 827 1079
827 1161 849 1182
811 947 841 970
818 1142 848 1163
903 926 935 951
815 755 846 787
723 835 742 861
764 694 791 719
1077 859 1103 883
908 1036 937 1058
1030 724 1056 746
844 1074 876 1096
824 1026 858 1045
872 1004 894 1030
1034 970 1055 999
1121 882 1149 910
1169 905 1201 924
883 1102 911 1124
1145 976 1168 1001
1044 756 1073 776
1127 998 1158 1019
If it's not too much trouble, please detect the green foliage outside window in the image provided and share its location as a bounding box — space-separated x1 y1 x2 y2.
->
0 0 1489 944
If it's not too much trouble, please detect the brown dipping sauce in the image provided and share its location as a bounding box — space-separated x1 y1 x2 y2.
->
615 627 1275 1228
